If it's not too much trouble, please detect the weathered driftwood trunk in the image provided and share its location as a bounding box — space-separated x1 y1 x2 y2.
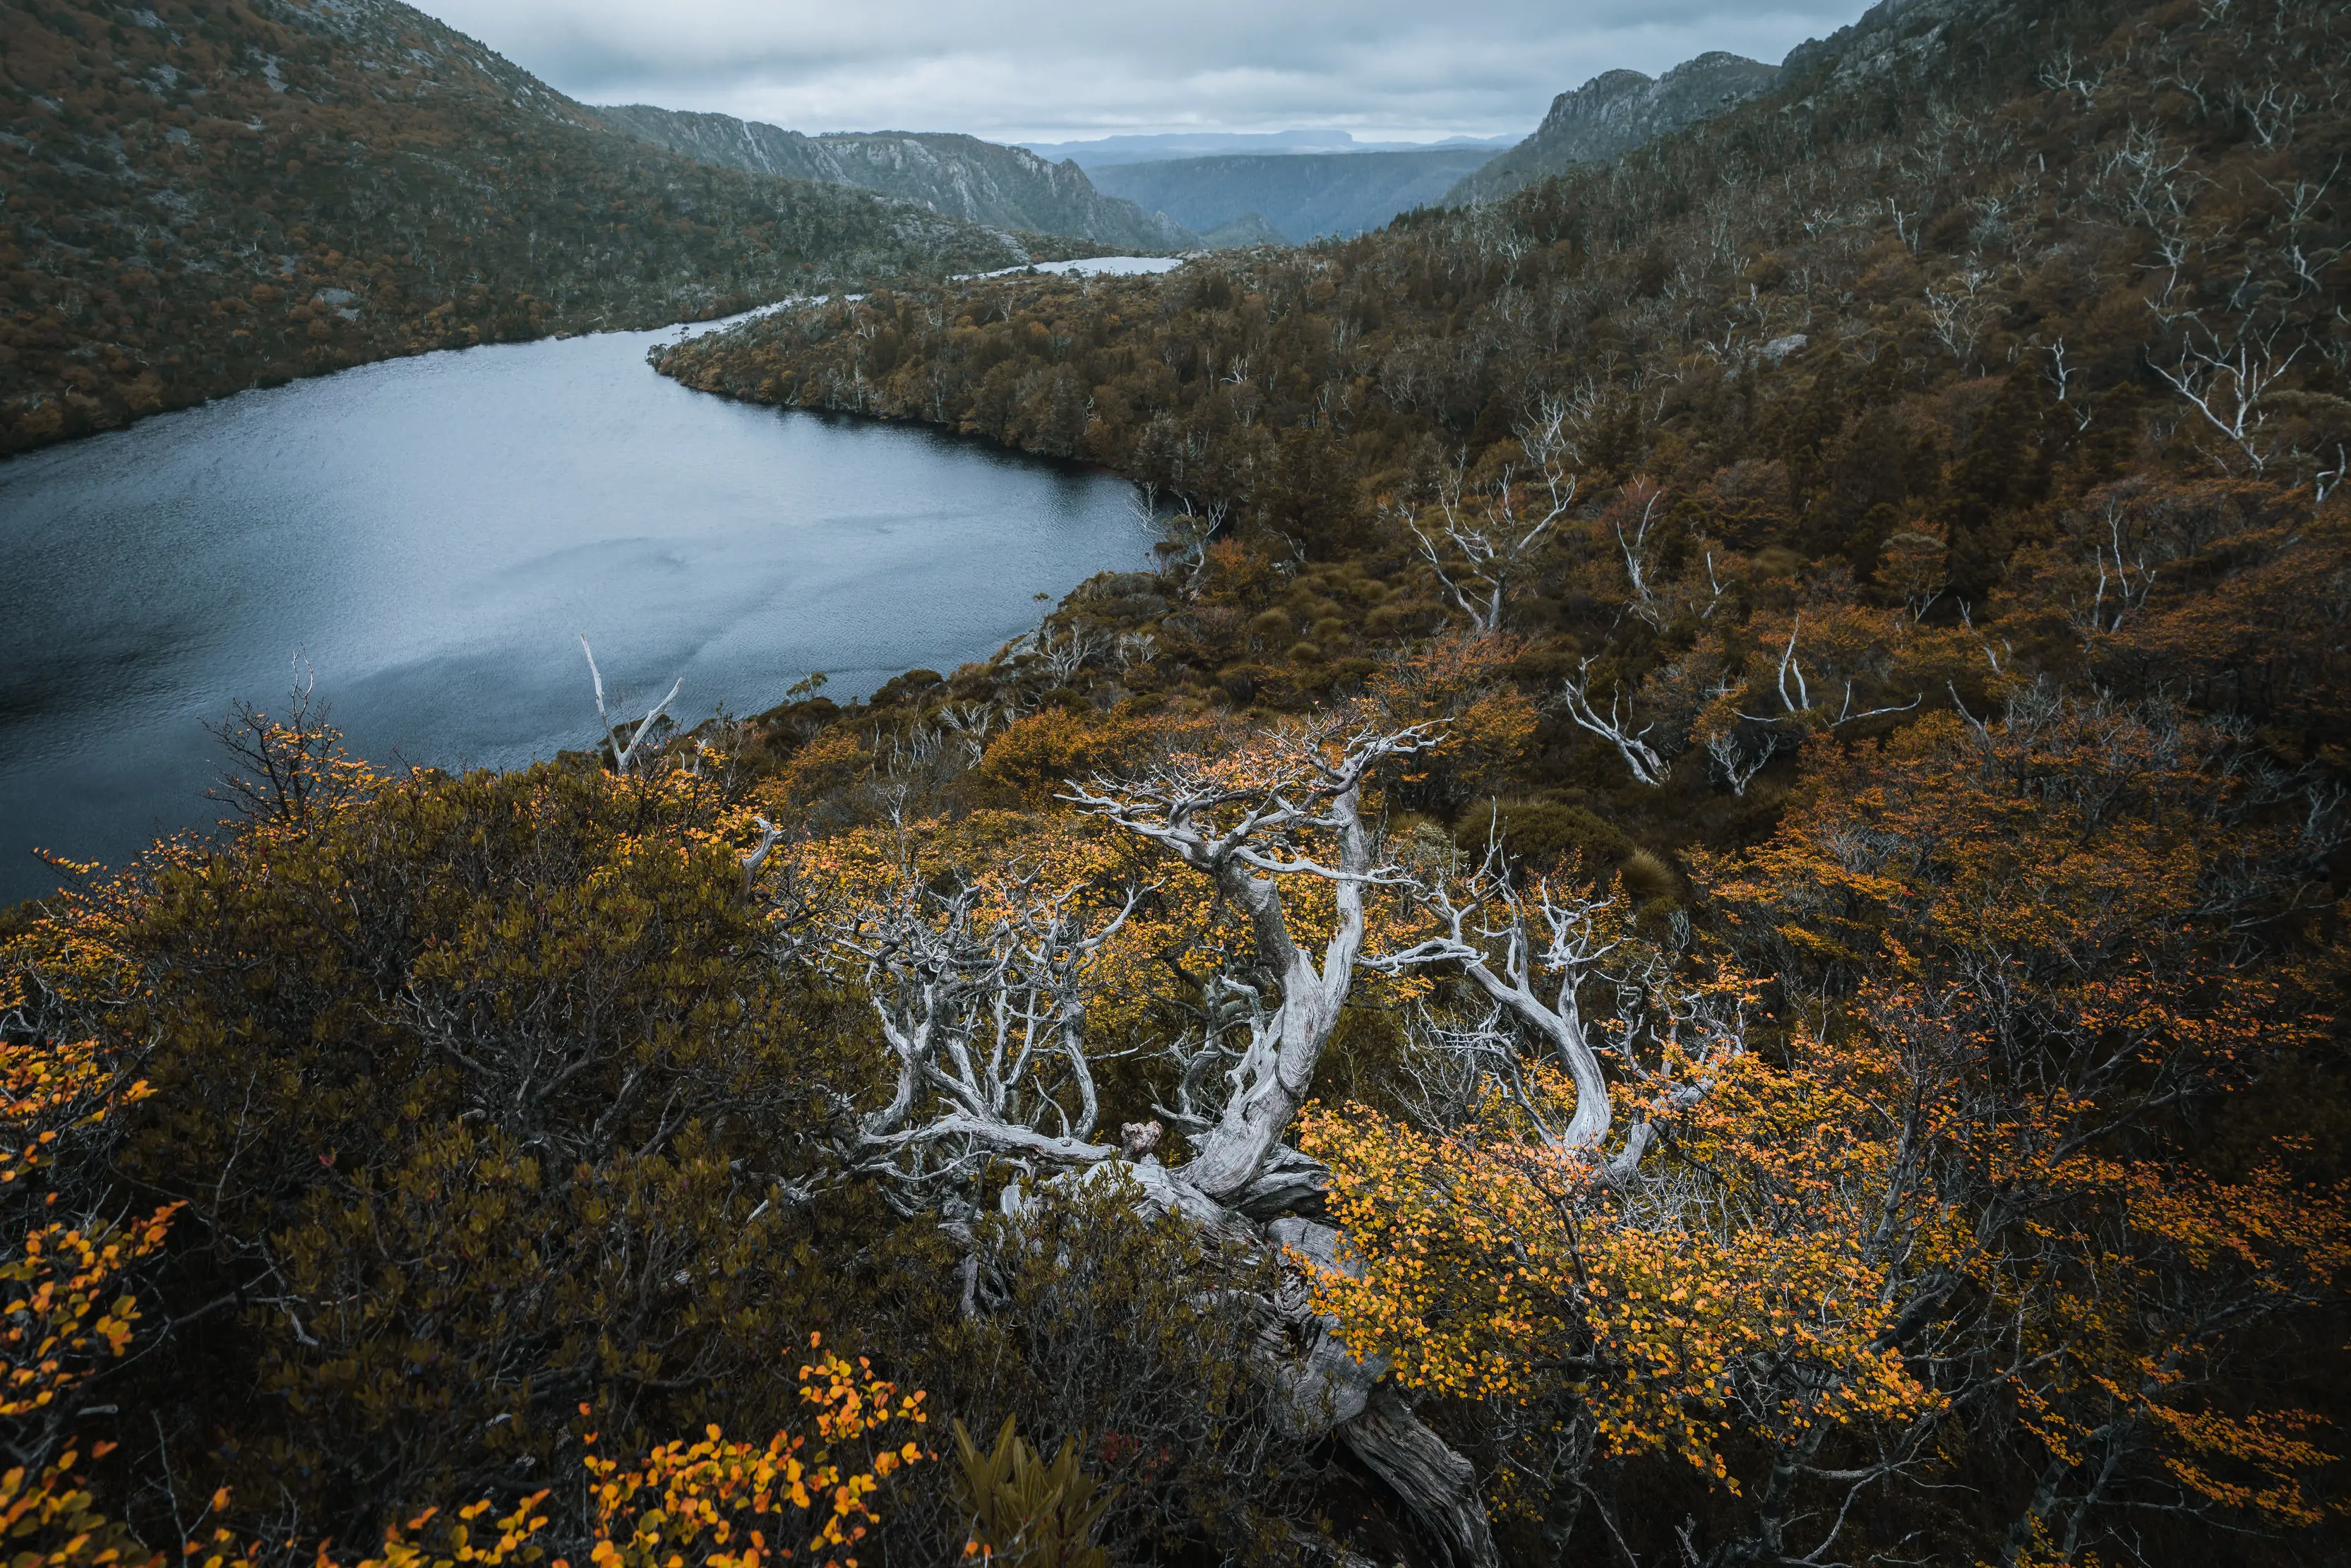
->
1344 1387 1499 1567
1062 725 1498 1563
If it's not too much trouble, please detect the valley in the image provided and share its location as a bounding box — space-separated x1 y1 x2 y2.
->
1088 146 1500 244
0 0 1808 458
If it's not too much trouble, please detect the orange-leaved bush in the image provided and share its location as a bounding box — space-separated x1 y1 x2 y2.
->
184 1338 926 1568
1 1024 176 1568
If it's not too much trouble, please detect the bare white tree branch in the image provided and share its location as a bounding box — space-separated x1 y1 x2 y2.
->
1061 719 1444 1204
580 635 683 776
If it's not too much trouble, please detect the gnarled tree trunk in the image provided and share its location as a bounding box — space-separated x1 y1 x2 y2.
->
809 719 1503 1563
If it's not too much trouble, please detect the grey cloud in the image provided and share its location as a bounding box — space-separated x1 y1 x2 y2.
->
426 0 1869 142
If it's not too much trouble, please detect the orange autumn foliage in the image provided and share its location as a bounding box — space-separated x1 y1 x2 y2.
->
0 1028 174 1568
1300 1026 1946 1491
183 1339 926 1568
1303 686 2349 1546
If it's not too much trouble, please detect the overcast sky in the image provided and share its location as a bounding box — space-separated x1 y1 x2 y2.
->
424 0 1873 145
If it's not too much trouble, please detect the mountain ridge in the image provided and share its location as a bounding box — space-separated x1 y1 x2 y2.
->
1445 49 1781 203
594 106 1201 253
1025 129 1517 167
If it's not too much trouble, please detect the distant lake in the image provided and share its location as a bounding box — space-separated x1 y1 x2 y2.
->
0 302 1157 905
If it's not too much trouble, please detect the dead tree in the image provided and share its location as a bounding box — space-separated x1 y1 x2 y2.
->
1060 720 1441 1206
580 635 682 775
1754 615 1922 731
1560 658 1673 788
1406 400 1580 636
1700 617 1920 795
831 872 1141 1197
800 719 1502 1562
1610 480 1672 630
1061 718 1500 1564
1372 844 1744 1183
2153 322 2299 476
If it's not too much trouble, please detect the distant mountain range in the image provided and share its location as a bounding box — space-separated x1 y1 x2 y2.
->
1089 149 1502 244
1447 52 1782 203
1024 130 1516 167
1017 53 1790 238
595 108 1202 252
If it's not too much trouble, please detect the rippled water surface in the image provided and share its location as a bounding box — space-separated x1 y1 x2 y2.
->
0 313 1152 903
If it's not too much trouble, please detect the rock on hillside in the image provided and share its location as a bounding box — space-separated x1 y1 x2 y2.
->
595 108 1200 253
592 102 843 183
1446 51 1779 203
1778 0 2025 90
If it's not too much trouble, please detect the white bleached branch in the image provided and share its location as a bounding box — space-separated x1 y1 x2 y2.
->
580 635 683 775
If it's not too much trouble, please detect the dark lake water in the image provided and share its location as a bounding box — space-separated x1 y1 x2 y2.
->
0 311 1154 904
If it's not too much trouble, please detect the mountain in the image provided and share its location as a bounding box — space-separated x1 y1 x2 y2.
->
1025 129 1516 167
595 107 1200 253
18 0 2351 1564
0 0 1070 455
1088 148 1500 243
1445 50 1779 203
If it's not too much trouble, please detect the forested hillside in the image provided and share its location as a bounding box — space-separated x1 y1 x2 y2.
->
3 0 2347 1564
596 107 1202 252
0 0 1077 455
662 0 2348 607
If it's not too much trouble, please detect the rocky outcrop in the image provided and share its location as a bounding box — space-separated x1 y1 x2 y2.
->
1779 0 2025 92
1444 51 1780 203
592 103 841 181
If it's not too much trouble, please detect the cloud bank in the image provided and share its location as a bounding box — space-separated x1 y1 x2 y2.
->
424 0 1872 144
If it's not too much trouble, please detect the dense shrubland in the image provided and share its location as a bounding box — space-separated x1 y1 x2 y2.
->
0 0 1085 455
4 570 2340 1566
4 0 2348 1562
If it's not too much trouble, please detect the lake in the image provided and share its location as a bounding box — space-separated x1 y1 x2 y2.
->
0 304 1159 905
